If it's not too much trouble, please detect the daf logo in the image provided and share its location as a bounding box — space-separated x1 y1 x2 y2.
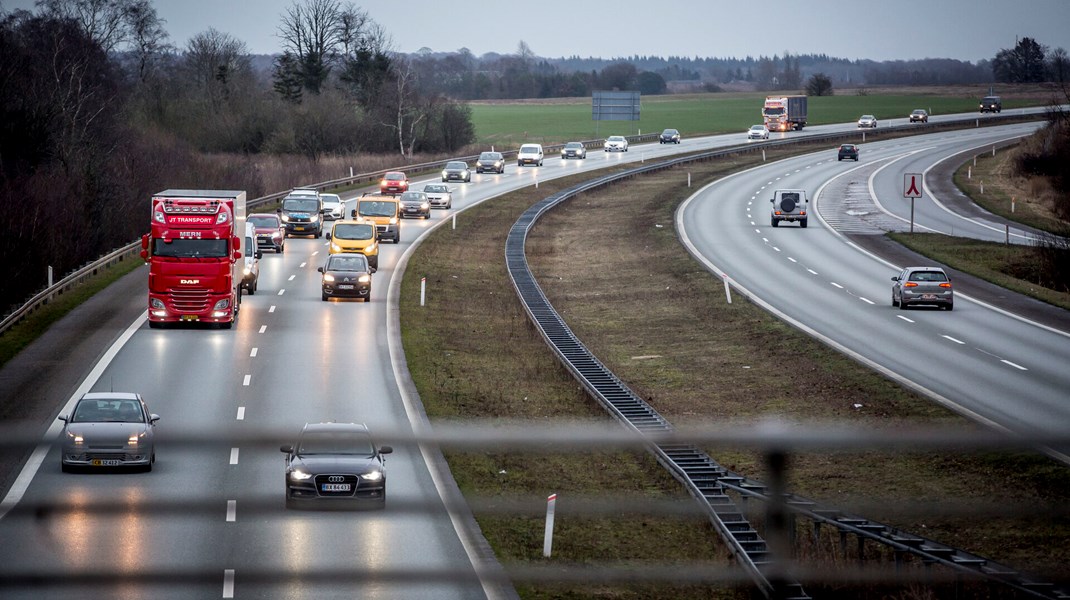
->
180 279 200 284
328 476 345 483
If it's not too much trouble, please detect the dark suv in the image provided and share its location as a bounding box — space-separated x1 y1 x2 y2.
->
837 144 859 161
979 96 1002 113
659 129 681 144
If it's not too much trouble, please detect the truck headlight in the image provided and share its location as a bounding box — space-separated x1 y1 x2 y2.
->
213 299 230 310
150 298 165 309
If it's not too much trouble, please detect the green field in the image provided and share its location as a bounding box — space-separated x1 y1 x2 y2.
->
469 92 1038 146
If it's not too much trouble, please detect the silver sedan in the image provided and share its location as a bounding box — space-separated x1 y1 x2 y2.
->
892 266 954 311
422 184 453 209
59 392 159 472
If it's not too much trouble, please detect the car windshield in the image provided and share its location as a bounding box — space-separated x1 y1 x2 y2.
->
400 192 426 202
298 431 375 456
763 107 785 116
520 145 539 152
861 115 874 119
320 194 341 205
327 256 368 272
608 136 624 142
333 223 374 240
424 184 448 193
751 126 764 131
384 173 405 181
479 152 500 160
445 162 467 169
565 142 583 149
72 398 144 423
152 238 228 258
913 110 925 114
663 130 676 134
283 198 319 212
249 216 278 228
909 271 948 282
358 200 396 217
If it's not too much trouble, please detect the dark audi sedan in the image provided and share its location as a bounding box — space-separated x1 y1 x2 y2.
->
892 266 954 311
281 422 393 509
318 253 372 301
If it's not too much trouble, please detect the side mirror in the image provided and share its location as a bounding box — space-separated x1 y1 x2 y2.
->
317 266 324 273
233 251 243 260
140 234 150 251
275 207 282 214
58 414 68 423
891 276 900 282
770 198 775 203
325 232 331 240
149 414 160 424
379 445 393 455
280 444 293 453
350 209 357 218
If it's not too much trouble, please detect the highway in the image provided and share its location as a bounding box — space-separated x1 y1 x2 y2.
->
0 112 1060 598
678 122 1070 447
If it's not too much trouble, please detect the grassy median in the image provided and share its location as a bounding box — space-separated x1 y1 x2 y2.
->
400 136 1070 597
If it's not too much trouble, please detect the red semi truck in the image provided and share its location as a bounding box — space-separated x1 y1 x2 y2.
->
141 189 247 329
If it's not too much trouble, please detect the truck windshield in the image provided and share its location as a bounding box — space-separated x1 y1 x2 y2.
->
152 238 228 258
282 198 319 212
359 201 397 217
763 107 784 116
333 224 374 240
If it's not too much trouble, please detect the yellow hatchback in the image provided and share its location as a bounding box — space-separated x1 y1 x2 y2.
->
327 219 379 271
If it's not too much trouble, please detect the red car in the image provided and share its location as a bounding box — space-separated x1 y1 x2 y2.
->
379 171 409 195
249 212 285 253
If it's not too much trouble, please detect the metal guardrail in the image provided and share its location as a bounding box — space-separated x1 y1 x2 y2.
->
503 113 1069 599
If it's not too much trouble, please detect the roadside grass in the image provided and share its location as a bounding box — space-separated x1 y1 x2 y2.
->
470 91 1049 146
400 138 1070 595
0 256 143 368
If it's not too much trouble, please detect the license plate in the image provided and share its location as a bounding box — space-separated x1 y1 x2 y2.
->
91 459 122 466
406 208 417 212
295 226 305 231
338 284 354 290
321 483 351 492
181 315 199 321
921 294 937 300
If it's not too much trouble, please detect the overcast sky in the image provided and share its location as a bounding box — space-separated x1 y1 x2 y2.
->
4 0 1070 62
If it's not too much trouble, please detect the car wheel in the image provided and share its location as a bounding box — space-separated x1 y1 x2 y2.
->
248 282 255 295
771 218 779 227
61 463 72 473
892 293 899 308
321 292 328 301
800 219 808 228
945 303 954 311
899 299 909 310
838 157 842 161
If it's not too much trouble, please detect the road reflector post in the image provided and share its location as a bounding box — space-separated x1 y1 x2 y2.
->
687 172 691 188
47 265 53 288
535 176 538 189
968 166 971 179
980 180 984 195
992 145 996 157
452 214 456 230
762 149 766 162
543 493 557 557
420 277 426 307
350 167 354 177
1011 197 1015 213
862 131 865 143
723 275 732 304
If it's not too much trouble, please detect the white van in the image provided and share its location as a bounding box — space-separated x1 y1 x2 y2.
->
517 143 544 167
241 222 261 293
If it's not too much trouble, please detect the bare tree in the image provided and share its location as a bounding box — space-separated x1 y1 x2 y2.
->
380 58 425 157
124 0 168 84
276 0 344 94
36 0 132 53
184 28 250 113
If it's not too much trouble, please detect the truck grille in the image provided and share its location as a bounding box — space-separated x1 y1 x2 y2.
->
169 288 210 311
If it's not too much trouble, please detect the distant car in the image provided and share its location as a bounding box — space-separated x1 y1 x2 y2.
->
399 190 431 219
441 161 471 182
318 253 372 302
59 392 159 472
475 151 505 174
838 144 860 161
241 221 260 294
422 183 453 209
857 115 877 128
249 213 285 253
909 109 929 123
561 141 587 159
281 422 393 508
979 95 1002 113
517 143 544 166
379 171 409 195
326 219 378 271
659 129 681 144
320 193 343 220
892 266 953 310
747 125 770 140
604 135 629 152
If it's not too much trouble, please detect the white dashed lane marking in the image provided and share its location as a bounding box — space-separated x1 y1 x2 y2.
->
242 375 251 386
226 500 236 522
223 569 235 598
229 448 239 464
259 325 267 334
250 348 257 357
942 335 965 345
236 407 245 420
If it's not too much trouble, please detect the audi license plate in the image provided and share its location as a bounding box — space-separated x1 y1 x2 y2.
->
321 483 351 492
91 459 122 466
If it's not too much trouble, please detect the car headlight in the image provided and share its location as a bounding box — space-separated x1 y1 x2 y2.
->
309 214 319 222
66 430 83 444
389 217 398 224
367 243 377 253
331 242 342 252
323 273 335 282
360 471 383 481
128 432 145 446
290 469 312 481
494 161 502 168
421 203 429 209
441 170 447 178
272 232 281 239
358 274 371 283
243 266 252 275
280 214 290 222
213 299 230 310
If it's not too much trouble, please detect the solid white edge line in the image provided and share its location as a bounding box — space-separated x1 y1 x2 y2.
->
0 312 148 521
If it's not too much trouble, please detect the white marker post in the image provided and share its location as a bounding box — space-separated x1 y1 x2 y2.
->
452 214 457 230
762 149 766 162
47 265 53 288
723 275 732 304
420 277 426 307
543 493 557 557
687 172 691 188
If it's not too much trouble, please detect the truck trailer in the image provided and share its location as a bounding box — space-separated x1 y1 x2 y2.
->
141 189 247 328
763 95 808 132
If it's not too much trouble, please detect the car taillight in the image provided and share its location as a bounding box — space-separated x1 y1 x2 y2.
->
904 282 918 288
939 283 951 288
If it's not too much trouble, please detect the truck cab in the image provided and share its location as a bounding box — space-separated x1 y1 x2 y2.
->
770 189 808 228
353 192 401 244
